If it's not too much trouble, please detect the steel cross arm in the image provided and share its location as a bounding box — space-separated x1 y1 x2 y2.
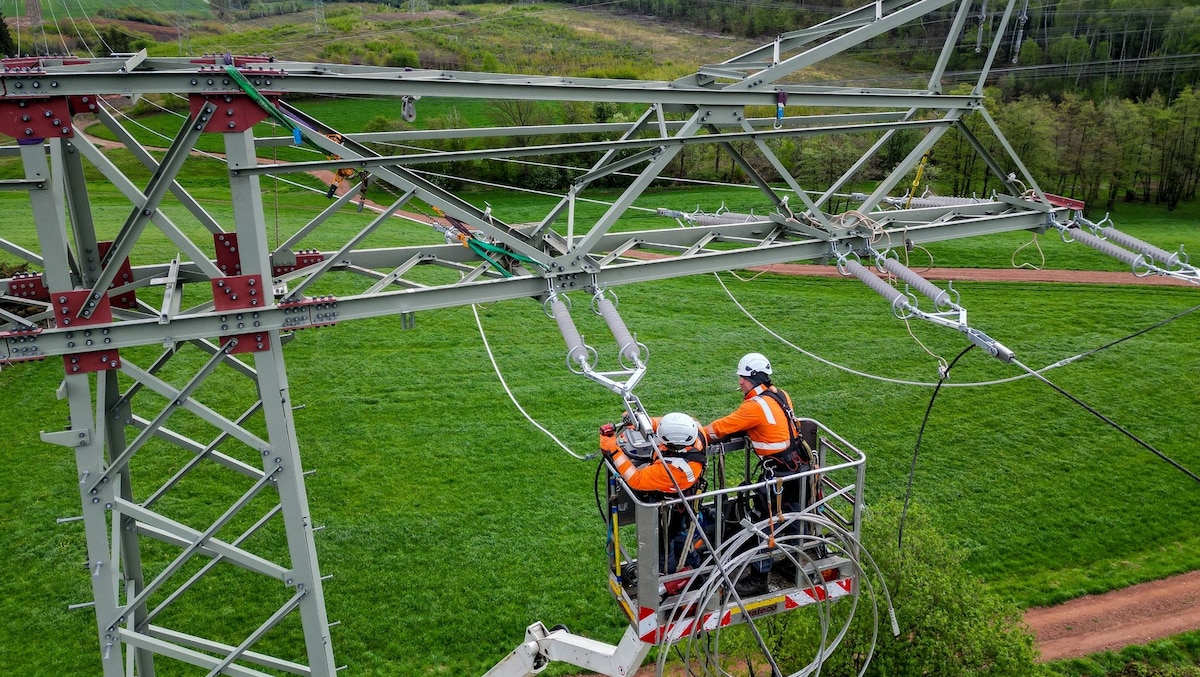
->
859 114 964 214
929 0 975 92
873 207 1061 246
713 0 918 67
732 120 831 225
115 499 290 581
256 111 915 148
507 105 660 240
728 0 962 91
817 107 925 209
232 117 962 177
856 201 1012 226
282 190 416 303
119 628 288 677
277 102 549 267
78 102 214 320
273 187 362 258
14 209 1061 358
977 105 1053 203
687 0 923 85
141 625 312 676
2 68 984 110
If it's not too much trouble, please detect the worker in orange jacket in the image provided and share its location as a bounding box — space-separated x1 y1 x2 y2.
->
705 352 810 595
600 412 708 575
705 352 799 462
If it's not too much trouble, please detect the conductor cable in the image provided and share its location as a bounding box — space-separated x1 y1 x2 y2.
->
472 304 590 461
1011 357 1200 486
898 344 975 554
717 271 1200 388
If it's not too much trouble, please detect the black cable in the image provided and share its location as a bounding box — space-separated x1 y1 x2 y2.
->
594 455 607 522
898 344 976 553
1068 302 1200 364
1013 358 1200 486
898 303 1200 549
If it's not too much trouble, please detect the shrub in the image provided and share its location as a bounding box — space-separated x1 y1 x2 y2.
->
726 499 1044 676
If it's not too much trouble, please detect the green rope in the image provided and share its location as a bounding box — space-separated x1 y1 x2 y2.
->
466 240 513 278
466 237 548 270
222 65 308 146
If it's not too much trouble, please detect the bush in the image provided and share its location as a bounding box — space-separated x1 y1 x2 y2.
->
733 499 1044 676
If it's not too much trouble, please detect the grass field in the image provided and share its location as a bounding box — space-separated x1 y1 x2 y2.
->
2 17 1200 671
1 155 1198 673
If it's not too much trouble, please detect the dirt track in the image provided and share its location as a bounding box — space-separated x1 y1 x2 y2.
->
1028 571 1200 661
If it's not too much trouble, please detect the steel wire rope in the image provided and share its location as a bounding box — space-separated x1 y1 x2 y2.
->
714 270 1200 389
661 509 896 677
41 0 68 54
74 0 113 55
412 168 659 213
362 136 797 195
1011 356 1200 486
55 0 91 58
34 1 50 56
647 449 786 677
472 303 589 461
1011 232 1046 270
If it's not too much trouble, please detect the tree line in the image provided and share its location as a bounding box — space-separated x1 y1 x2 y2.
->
934 87 1200 213
604 0 1200 104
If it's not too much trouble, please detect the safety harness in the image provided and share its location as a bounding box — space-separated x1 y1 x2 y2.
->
755 387 813 473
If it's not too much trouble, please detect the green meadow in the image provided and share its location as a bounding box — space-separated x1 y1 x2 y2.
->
1 137 1198 674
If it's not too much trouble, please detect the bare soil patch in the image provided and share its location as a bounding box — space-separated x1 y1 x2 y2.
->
1028 570 1200 661
93 19 181 44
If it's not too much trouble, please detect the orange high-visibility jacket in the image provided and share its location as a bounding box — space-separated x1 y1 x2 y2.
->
600 417 705 494
705 384 795 458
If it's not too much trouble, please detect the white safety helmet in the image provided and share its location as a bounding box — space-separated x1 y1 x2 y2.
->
658 412 700 448
736 352 772 378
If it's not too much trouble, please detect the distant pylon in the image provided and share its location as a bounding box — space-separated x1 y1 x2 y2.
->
177 0 191 55
314 0 326 33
